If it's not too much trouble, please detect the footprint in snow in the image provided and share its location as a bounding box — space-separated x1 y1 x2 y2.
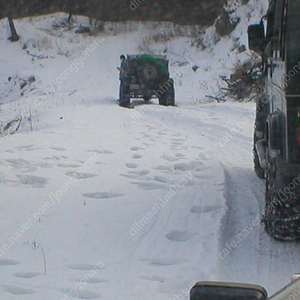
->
58 163 81 168
142 143 152 147
82 192 125 199
44 155 61 161
5 149 15 153
60 288 101 299
15 145 36 151
50 147 66 151
143 125 156 130
14 272 41 278
194 174 214 180
3 285 35 295
66 264 104 271
15 145 34 149
86 149 114 155
125 162 138 169
25 147 42 152
5 158 36 172
0 171 6 183
102 150 114 154
142 257 181 267
120 170 150 179
139 275 166 283
161 153 180 162
131 181 165 190
170 146 180 150
131 170 150 176
86 149 104 154
130 146 145 151
171 138 186 142
191 146 204 150
120 173 138 179
153 165 174 173
66 171 98 179
165 230 192 242
17 175 48 188
156 131 168 136
171 141 184 146
70 277 109 284
38 162 52 168
0 259 20 266
198 151 211 160
174 161 203 172
153 176 169 183
175 153 186 158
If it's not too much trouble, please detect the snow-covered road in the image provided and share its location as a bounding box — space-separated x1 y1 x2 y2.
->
0 100 228 299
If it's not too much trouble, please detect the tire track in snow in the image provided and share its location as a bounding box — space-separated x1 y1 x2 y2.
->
218 164 267 283
150 103 300 294
216 132 300 295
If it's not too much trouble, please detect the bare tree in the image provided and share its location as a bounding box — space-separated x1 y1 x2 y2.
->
7 17 19 42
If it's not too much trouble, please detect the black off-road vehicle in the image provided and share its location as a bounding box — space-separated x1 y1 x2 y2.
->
118 54 175 108
249 0 300 240
190 273 300 300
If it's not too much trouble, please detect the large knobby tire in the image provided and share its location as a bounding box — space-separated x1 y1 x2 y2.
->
253 134 265 179
255 92 270 132
253 94 269 179
138 61 168 88
264 154 300 241
253 147 265 179
119 82 130 108
159 80 175 106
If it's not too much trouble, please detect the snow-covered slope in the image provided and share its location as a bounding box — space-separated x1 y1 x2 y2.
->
1 1 299 299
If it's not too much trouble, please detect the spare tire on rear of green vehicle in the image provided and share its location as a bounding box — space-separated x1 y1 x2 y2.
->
137 54 169 88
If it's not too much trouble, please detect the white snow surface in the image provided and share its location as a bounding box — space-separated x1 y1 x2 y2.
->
0 1 300 299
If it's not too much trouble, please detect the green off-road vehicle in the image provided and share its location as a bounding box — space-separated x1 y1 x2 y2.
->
118 54 175 108
248 0 300 240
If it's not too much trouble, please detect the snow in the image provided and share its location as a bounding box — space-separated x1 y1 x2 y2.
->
0 1 299 299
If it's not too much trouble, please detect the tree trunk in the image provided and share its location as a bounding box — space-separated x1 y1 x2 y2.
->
8 17 20 42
